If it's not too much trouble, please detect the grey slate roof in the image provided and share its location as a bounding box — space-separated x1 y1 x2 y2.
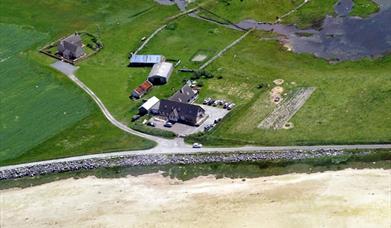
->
158 99 205 125
130 55 165 64
58 34 84 60
169 84 198 103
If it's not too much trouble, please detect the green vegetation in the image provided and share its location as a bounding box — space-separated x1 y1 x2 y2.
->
187 30 391 146
283 0 338 28
198 0 341 29
131 122 176 139
0 1 166 165
200 0 303 22
76 13 242 125
0 24 92 162
0 0 390 166
2 112 155 166
350 0 380 17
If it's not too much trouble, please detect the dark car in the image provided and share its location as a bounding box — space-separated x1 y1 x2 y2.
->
131 115 141 122
164 122 173 128
147 121 155 127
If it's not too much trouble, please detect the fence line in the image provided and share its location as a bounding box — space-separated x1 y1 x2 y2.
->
199 28 254 70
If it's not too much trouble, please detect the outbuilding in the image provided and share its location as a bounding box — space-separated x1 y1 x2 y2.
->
139 96 160 115
148 62 174 85
129 55 165 67
131 80 153 99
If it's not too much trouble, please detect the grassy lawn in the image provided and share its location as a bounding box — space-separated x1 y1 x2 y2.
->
0 1 165 166
1 0 390 166
200 0 303 23
2 111 156 166
186 31 391 146
350 0 380 17
282 0 338 28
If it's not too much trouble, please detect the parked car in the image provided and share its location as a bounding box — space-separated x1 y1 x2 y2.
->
227 103 236 110
207 99 215 106
223 102 230 109
131 115 141 122
204 124 215 132
192 143 203 148
203 97 211 105
164 122 173 128
146 121 155 127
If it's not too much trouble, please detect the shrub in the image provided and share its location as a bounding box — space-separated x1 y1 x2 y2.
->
130 122 176 139
191 70 214 80
166 22 178 31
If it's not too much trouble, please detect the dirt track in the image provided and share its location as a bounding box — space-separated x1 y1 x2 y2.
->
1 169 390 227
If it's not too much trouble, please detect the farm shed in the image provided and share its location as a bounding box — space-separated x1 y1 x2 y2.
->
131 80 153 99
158 99 206 126
129 55 165 66
169 84 198 103
148 62 174 85
139 96 160 115
57 34 85 60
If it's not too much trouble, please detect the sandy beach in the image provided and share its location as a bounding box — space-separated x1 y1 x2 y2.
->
1 168 390 227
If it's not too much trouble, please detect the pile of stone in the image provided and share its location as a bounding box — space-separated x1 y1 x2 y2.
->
0 149 344 180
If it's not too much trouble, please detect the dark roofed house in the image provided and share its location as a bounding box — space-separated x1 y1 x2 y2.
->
129 55 165 67
58 34 85 60
131 80 153 99
158 99 206 126
169 84 198 103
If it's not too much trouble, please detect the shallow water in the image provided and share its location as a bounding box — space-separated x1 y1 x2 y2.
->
156 0 391 61
235 0 391 61
335 0 353 16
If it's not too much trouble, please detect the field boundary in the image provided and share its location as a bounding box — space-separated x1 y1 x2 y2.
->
199 28 254 70
39 31 103 65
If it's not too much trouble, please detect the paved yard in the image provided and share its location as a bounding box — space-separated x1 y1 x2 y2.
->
150 104 230 136
51 61 78 76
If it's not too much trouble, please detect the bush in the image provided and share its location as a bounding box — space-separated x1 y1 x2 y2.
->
257 82 267 89
130 122 176 139
166 22 178 31
191 70 214 80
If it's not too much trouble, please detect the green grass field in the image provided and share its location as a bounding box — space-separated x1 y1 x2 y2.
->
187 31 391 146
200 0 302 22
0 1 160 165
198 0 340 28
0 0 389 166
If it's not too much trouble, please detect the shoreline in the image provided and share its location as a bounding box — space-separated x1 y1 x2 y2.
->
1 149 344 180
2 168 390 227
0 149 372 180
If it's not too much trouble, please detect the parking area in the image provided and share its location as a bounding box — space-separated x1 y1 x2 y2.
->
51 61 78 75
149 104 230 136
